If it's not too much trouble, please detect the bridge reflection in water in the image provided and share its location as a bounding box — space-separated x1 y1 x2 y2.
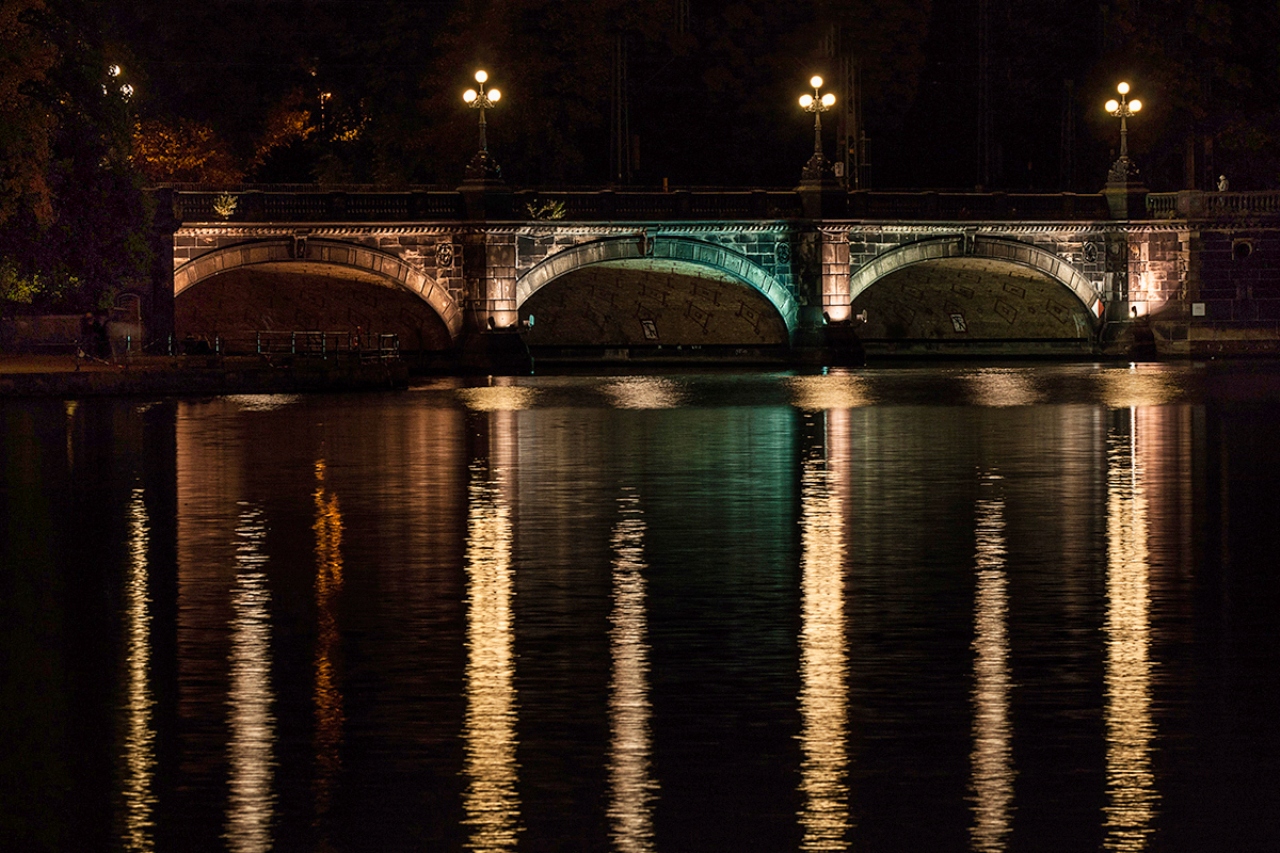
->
153 369 1207 850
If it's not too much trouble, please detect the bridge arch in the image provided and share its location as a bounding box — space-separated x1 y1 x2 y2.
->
848 235 1103 325
515 235 800 339
174 238 464 342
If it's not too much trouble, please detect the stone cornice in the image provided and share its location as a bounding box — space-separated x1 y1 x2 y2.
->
818 221 1208 236
177 221 796 238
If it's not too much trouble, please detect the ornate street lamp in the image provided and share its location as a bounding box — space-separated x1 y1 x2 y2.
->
799 75 837 183
105 64 133 100
463 69 503 183
1104 81 1142 182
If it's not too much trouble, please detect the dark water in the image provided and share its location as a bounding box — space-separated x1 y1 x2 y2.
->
3 363 1280 852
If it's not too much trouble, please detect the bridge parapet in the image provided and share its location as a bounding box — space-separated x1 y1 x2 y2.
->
1147 190 1280 220
846 191 1111 221
161 184 1280 228
165 185 1124 225
173 188 464 222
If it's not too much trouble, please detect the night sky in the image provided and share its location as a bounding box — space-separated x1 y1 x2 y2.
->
76 0 1280 191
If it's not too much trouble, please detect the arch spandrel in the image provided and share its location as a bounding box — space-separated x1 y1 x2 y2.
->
173 238 463 342
515 235 799 337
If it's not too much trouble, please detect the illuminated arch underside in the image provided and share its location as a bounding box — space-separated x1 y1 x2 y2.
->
847 236 1101 341
519 259 790 347
853 256 1096 341
173 239 462 348
516 236 798 345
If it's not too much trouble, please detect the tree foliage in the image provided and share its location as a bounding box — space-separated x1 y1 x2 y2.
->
0 0 155 315
131 117 244 184
0 0 59 226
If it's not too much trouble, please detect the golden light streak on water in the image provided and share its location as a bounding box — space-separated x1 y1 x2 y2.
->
1102 408 1158 852
224 394 302 412
224 506 277 853
963 368 1042 407
786 371 870 412
312 459 345 826
796 410 852 851
119 486 156 852
1095 366 1182 409
457 381 539 412
602 376 689 410
607 488 657 853
462 460 521 852
968 473 1014 853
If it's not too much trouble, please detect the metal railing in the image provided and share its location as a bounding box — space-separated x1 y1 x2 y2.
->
162 185 1120 224
179 331 400 362
156 183 1280 225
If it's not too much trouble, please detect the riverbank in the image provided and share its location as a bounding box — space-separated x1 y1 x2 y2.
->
0 353 409 396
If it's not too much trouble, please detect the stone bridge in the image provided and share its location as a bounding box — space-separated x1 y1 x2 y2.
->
150 186 1280 359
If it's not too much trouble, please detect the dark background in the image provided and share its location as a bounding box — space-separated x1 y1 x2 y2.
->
4 0 1280 312
97 0 1280 191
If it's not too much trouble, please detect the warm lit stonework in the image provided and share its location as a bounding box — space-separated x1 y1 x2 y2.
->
154 186 1280 359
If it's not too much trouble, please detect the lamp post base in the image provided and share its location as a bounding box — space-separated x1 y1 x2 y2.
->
799 152 839 188
1102 157 1148 220
462 149 504 186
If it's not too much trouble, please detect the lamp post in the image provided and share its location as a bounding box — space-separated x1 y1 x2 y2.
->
799 75 837 183
1104 81 1142 183
463 70 501 152
458 69 510 221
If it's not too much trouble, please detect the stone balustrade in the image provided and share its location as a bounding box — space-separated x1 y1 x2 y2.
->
1147 190 1280 219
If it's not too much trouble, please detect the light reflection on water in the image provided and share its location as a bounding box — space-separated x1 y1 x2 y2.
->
607 487 657 852
1102 409 1159 851
968 472 1013 853
796 409 853 851
225 505 276 853
118 486 156 853
457 382 539 412
962 368 1042 407
37 364 1279 851
602 376 689 410
312 459 345 831
462 455 521 852
786 371 871 411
